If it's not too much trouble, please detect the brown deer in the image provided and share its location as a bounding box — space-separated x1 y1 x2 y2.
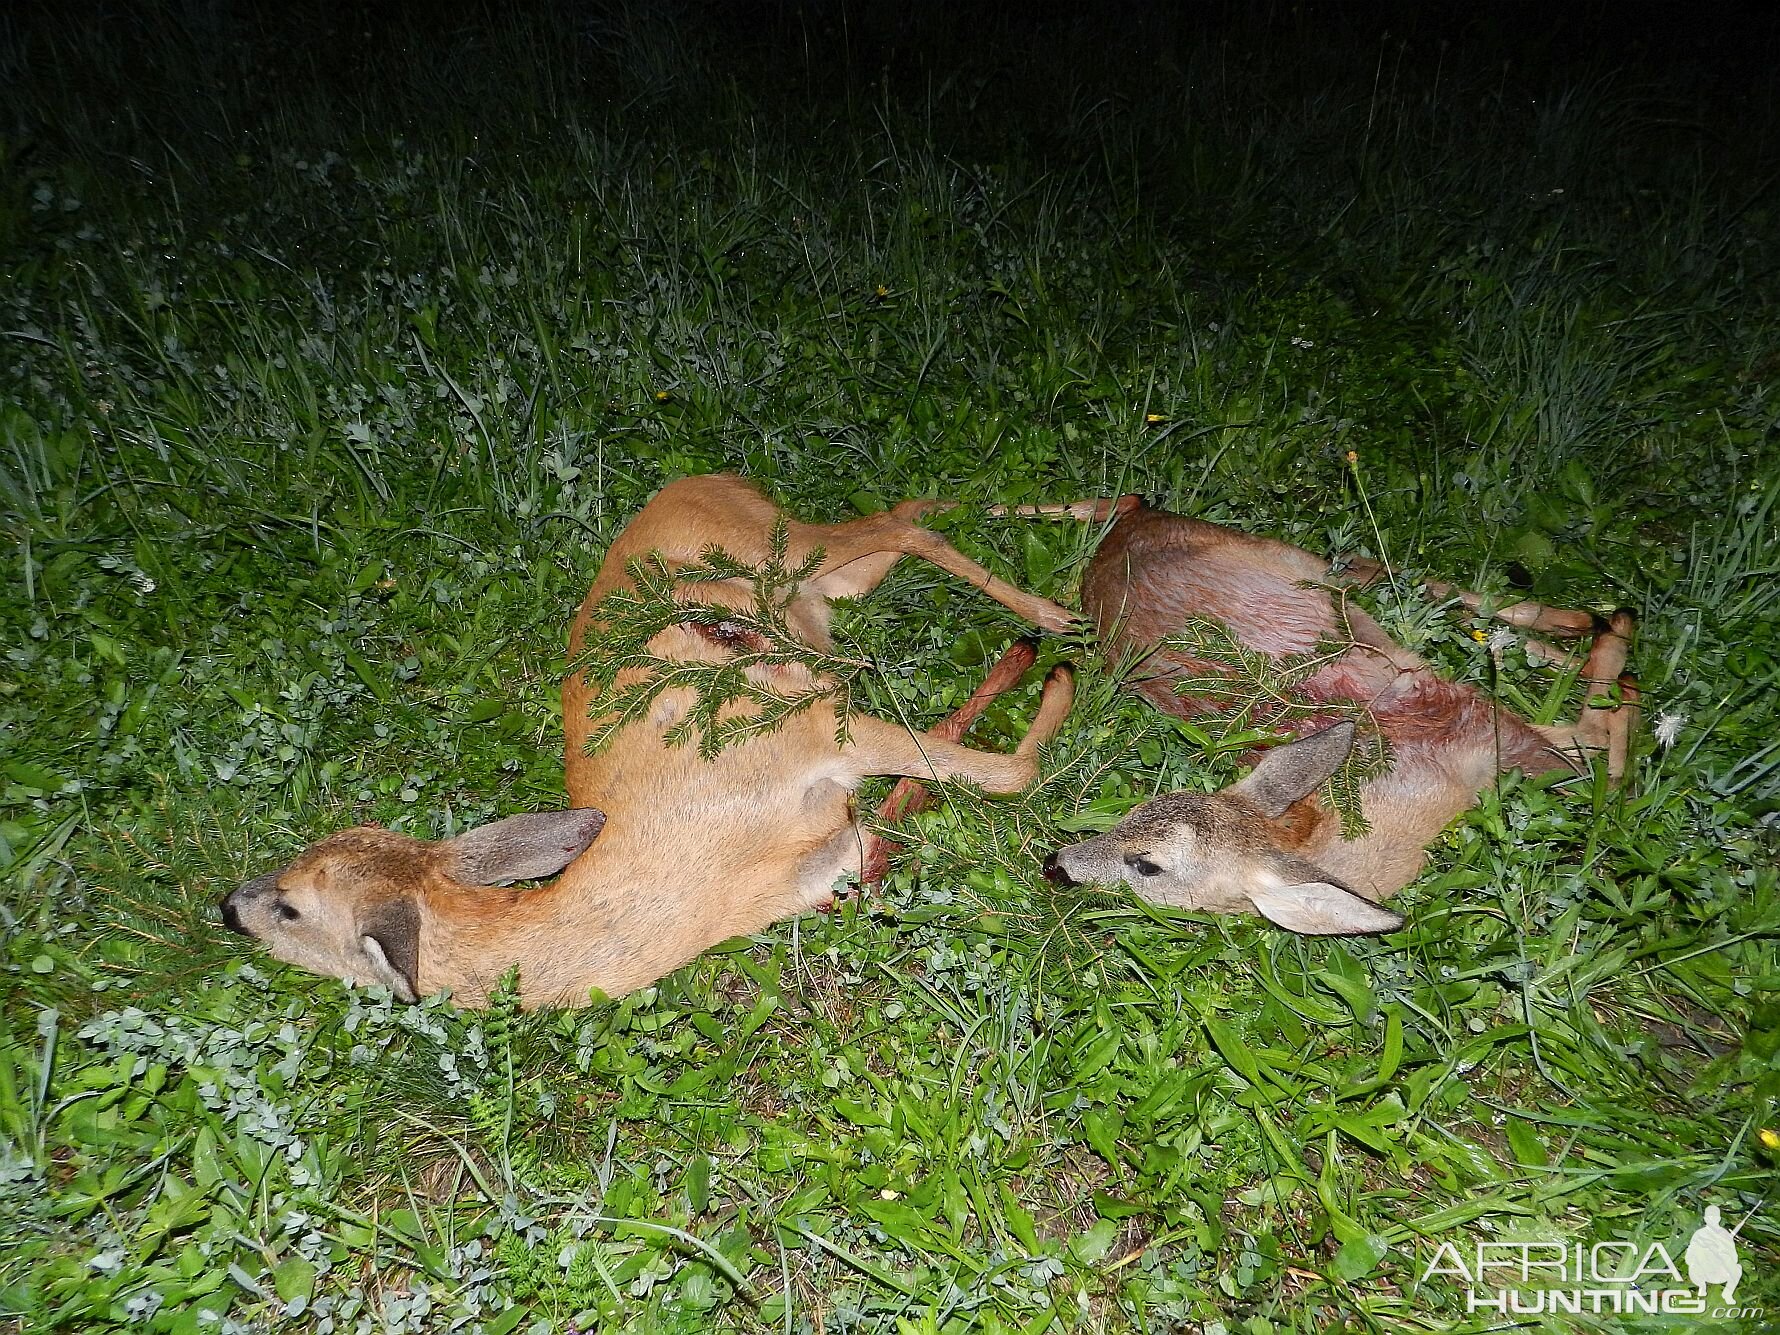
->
1042 499 1637 935
221 475 1076 1007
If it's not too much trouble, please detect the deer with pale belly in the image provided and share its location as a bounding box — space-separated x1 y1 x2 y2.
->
222 475 1075 1007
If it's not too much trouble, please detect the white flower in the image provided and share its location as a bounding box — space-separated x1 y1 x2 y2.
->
1486 624 1519 654
1653 710 1686 749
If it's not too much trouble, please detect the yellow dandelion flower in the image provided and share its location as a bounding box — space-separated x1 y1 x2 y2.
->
1761 1128 1780 1150
875 284 890 298
1471 629 1488 642
1146 413 1168 424
655 390 670 402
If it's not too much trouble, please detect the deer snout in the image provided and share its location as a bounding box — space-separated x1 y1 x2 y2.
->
220 872 280 937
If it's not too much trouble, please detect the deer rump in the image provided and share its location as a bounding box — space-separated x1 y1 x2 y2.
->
1053 501 1620 936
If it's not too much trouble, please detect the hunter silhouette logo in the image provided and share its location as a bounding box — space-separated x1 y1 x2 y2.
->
1685 1206 1743 1304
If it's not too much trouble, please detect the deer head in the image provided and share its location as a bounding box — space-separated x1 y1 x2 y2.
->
1045 722 1403 936
220 809 607 1001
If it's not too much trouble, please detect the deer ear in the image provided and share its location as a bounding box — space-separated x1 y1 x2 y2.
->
1248 879 1403 936
1233 721 1356 818
444 809 607 885
358 896 421 1002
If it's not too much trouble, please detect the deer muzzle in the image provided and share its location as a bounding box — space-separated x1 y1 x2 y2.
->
219 872 280 937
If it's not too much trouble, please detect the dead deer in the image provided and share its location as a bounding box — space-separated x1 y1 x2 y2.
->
1042 499 1637 935
221 475 1076 1007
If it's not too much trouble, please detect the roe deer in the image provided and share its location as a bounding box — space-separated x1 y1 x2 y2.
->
222 475 1076 1007
1044 499 1636 935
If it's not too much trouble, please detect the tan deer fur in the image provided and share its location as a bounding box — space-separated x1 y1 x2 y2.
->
223 475 1076 1007
1046 501 1635 935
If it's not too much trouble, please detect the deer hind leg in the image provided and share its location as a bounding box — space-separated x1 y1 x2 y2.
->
988 497 1145 522
1336 556 1600 640
1425 576 1609 672
1320 557 1642 781
861 642 1041 885
1423 579 1601 638
796 821 872 911
808 506 1079 632
794 501 947 601
1533 611 1638 781
838 664 1074 794
825 642 1058 894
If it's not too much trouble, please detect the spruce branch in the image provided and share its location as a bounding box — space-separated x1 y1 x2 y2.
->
573 520 870 761
1161 590 1392 837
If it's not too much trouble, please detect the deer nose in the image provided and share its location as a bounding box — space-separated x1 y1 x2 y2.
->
221 870 281 934
1040 852 1071 885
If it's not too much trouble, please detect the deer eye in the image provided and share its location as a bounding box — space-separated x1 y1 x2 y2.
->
276 902 301 922
1125 855 1163 877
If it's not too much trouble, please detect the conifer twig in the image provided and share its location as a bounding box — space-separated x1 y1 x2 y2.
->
1163 596 1391 837
573 521 871 761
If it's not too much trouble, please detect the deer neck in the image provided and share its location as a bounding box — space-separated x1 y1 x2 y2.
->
415 836 688 1007
1305 748 1502 900
1305 692 1573 899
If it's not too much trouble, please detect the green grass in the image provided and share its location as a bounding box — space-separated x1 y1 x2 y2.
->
3 3 1778 1331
